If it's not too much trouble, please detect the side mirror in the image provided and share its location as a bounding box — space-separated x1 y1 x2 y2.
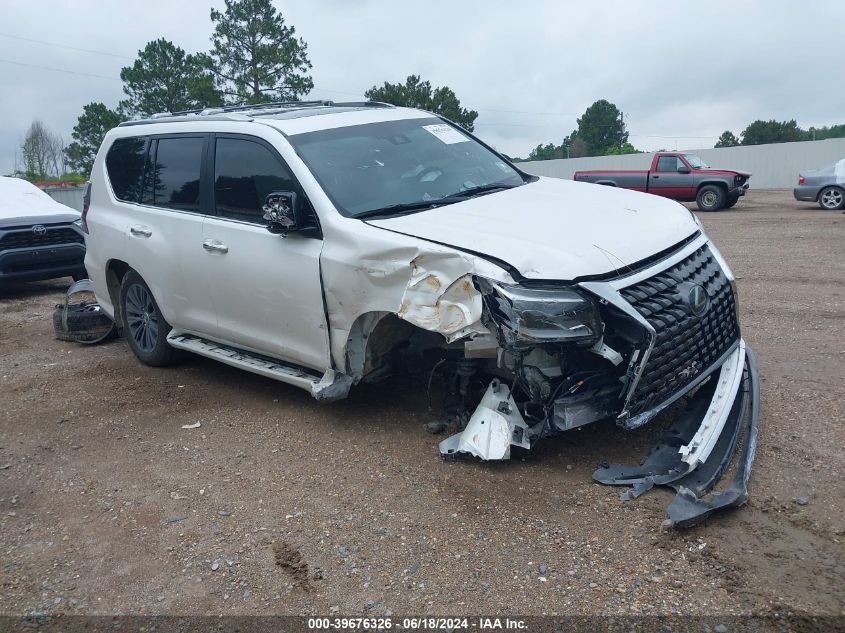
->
677 166 691 174
262 191 300 236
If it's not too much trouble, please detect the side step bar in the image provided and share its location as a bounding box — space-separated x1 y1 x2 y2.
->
167 332 320 391
166 332 355 402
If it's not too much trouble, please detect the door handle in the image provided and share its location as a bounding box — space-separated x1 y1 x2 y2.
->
129 225 152 238
652 175 660 179
202 239 229 254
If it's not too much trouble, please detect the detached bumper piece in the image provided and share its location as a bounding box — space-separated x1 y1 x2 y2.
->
439 380 532 461
593 343 759 528
52 279 117 345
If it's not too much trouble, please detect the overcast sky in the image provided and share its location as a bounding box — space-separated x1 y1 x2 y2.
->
1 0 841 174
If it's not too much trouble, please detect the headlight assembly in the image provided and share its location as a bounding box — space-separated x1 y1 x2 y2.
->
478 280 602 347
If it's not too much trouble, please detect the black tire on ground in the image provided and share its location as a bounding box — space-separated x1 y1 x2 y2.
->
818 186 845 210
119 269 177 366
724 194 740 209
52 301 117 344
696 185 727 212
71 270 88 282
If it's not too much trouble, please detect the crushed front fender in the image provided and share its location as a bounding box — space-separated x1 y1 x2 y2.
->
593 343 760 528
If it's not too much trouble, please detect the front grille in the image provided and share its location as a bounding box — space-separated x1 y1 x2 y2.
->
620 244 739 415
0 227 83 250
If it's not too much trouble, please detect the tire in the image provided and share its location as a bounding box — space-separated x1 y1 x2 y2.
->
52 301 116 344
818 186 845 210
696 185 727 212
119 270 177 366
724 194 740 209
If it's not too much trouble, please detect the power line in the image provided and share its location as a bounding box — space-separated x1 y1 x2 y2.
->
0 31 674 127
0 32 133 59
0 58 120 81
0 31 722 142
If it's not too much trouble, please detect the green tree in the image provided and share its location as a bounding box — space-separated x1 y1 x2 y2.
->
604 141 639 156
365 75 479 131
715 131 739 148
120 38 222 116
740 119 807 145
572 99 628 156
527 143 566 161
64 103 124 175
809 124 845 141
208 0 313 104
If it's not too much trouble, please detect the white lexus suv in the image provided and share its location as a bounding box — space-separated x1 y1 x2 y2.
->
85 101 759 526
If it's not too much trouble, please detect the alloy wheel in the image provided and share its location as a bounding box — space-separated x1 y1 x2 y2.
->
821 188 843 209
124 283 159 353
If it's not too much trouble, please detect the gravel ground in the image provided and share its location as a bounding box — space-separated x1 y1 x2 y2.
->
0 190 842 618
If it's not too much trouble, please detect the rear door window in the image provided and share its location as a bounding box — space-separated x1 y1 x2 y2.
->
213 137 295 223
106 137 147 202
149 137 204 212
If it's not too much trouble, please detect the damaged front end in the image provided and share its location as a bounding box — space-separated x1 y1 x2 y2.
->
434 238 760 527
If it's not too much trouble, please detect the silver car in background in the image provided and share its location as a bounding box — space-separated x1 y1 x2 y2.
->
793 158 845 210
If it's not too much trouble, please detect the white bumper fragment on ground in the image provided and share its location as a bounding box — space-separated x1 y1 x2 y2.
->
438 380 531 460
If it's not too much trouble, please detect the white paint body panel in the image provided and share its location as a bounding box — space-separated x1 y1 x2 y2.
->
0 176 80 227
200 216 329 370
367 177 698 279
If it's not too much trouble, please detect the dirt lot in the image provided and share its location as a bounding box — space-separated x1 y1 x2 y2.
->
0 190 842 618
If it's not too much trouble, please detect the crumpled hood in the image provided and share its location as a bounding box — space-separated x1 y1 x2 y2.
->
0 176 80 228
366 177 699 280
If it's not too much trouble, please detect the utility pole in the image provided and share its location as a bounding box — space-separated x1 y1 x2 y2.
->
620 111 624 151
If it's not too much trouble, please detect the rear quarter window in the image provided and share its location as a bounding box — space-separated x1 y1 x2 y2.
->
105 137 147 202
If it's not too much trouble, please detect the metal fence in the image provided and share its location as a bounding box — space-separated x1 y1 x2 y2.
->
40 184 86 211
516 137 845 189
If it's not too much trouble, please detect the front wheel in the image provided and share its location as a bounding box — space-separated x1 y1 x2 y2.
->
119 270 177 367
818 186 845 210
696 185 726 212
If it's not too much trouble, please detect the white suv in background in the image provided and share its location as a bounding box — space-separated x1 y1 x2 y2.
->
85 101 759 527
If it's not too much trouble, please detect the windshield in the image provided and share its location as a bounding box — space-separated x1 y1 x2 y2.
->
288 117 525 217
683 154 709 169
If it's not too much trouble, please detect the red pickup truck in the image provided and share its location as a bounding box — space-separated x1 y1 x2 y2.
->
573 152 751 211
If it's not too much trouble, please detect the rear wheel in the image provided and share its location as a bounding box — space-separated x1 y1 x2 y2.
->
119 270 177 366
696 185 726 212
818 186 844 210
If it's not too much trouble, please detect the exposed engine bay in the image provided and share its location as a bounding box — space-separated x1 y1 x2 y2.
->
355 239 759 528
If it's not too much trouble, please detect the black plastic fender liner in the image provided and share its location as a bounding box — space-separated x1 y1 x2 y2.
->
592 347 760 527
592 379 718 496
665 348 760 528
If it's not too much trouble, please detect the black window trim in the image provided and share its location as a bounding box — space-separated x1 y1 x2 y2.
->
107 132 212 217
209 132 321 237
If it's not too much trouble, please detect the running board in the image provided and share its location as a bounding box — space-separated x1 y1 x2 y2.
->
166 332 321 392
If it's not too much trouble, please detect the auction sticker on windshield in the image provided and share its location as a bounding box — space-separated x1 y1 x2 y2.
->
423 124 469 144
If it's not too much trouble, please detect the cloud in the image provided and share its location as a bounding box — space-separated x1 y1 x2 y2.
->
1 0 841 173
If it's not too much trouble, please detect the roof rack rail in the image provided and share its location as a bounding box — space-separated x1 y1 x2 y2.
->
118 100 395 127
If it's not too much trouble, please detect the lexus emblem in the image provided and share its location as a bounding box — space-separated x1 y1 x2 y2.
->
32 225 47 235
688 284 709 316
